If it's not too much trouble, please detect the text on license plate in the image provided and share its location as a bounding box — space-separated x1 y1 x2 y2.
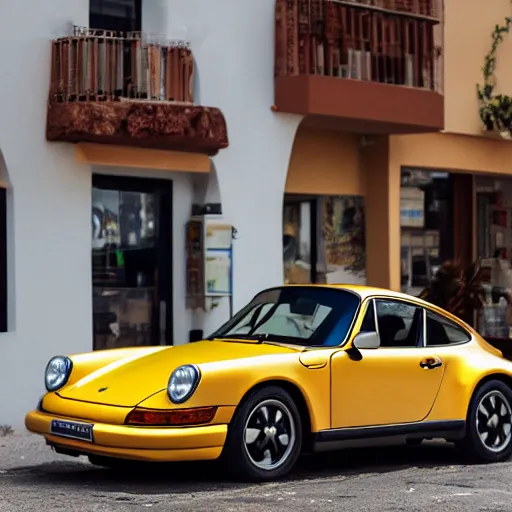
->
50 419 94 442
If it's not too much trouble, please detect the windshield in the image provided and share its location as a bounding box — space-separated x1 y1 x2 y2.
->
209 286 361 347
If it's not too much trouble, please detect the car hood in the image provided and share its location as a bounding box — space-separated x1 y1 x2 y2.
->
58 339 300 407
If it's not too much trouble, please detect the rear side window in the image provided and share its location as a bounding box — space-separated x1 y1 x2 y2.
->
426 311 471 346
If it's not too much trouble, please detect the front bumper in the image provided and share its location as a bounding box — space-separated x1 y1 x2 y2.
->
25 410 228 462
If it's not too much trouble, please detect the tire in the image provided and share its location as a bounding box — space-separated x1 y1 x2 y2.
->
221 385 303 482
460 379 512 463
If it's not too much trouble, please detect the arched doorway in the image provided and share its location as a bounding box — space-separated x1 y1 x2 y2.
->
282 122 367 286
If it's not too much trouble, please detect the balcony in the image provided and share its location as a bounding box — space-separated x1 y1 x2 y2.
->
274 0 444 134
46 26 229 156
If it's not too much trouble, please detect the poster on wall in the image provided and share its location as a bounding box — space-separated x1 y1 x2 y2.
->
205 248 232 295
185 219 205 310
283 201 313 284
205 222 232 250
318 196 366 285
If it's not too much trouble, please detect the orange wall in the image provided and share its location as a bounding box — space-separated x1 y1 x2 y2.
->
390 132 512 174
444 0 512 135
285 124 364 195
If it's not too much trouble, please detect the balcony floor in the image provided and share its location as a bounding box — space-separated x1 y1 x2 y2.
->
274 75 444 134
46 100 229 156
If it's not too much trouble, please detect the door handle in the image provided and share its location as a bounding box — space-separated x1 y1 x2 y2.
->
419 356 443 370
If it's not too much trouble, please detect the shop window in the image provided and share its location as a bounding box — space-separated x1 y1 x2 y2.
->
400 169 454 296
425 311 471 346
90 0 141 32
283 194 366 285
0 188 6 332
475 176 512 339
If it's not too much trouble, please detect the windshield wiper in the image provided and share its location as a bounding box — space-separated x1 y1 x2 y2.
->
207 333 271 343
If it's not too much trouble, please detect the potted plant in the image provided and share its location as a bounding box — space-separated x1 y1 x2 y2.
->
477 16 512 139
418 260 486 323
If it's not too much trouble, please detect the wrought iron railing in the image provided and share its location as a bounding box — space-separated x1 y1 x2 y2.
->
275 0 443 93
50 25 194 104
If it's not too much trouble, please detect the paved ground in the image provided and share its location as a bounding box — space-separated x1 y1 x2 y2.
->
2 432 512 511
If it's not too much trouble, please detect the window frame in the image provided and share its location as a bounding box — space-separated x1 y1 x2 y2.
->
423 308 473 347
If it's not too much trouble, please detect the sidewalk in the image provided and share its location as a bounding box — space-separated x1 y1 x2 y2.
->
0 430 87 470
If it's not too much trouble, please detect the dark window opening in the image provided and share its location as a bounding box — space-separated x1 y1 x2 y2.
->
89 0 141 32
0 188 6 332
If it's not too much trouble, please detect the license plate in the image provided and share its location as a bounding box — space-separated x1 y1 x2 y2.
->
50 419 94 442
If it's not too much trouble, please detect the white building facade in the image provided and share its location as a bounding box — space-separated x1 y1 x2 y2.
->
0 0 302 427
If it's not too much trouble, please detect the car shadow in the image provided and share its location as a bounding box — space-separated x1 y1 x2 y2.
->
9 441 466 495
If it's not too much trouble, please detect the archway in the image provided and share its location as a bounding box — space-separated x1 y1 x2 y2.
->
282 121 368 286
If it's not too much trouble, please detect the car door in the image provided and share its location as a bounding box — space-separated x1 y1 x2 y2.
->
330 297 445 428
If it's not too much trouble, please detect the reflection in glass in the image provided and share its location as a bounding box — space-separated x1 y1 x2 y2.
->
400 169 452 296
92 187 157 351
210 286 361 347
318 196 366 285
283 201 312 284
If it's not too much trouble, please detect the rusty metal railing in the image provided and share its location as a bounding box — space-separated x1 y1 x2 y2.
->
50 25 194 104
275 0 444 93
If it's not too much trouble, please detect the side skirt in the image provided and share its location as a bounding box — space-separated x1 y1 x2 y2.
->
311 420 466 452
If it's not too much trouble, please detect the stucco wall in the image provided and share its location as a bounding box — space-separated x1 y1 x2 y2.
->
444 0 512 135
0 0 302 427
285 126 364 196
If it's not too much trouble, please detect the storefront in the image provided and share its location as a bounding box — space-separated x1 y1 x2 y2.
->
393 133 512 340
281 127 512 343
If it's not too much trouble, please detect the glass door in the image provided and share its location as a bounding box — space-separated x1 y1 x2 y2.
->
91 175 173 350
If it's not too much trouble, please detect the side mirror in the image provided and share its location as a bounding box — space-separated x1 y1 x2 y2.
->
353 331 380 350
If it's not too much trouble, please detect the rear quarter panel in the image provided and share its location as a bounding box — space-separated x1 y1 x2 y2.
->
137 351 332 432
426 340 512 421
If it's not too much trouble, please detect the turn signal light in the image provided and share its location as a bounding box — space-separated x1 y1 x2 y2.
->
125 406 217 426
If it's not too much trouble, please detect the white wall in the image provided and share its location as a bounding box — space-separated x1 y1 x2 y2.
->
0 0 302 427
164 0 303 313
0 0 91 426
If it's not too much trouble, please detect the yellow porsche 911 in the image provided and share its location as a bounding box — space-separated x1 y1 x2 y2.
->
25 284 512 481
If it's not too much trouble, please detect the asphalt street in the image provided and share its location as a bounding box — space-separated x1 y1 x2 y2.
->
2 432 512 512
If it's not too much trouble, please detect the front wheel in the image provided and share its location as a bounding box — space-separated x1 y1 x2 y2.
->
460 379 512 463
221 386 303 482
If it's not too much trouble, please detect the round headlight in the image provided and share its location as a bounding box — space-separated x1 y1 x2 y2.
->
45 356 72 392
167 364 200 404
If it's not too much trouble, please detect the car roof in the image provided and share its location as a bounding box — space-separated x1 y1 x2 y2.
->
278 283 419 301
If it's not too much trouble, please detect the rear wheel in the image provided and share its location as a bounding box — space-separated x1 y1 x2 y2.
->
221 386 302 482
460 379 512 463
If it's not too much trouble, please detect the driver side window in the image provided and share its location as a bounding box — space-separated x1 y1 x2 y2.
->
374 299 423 348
